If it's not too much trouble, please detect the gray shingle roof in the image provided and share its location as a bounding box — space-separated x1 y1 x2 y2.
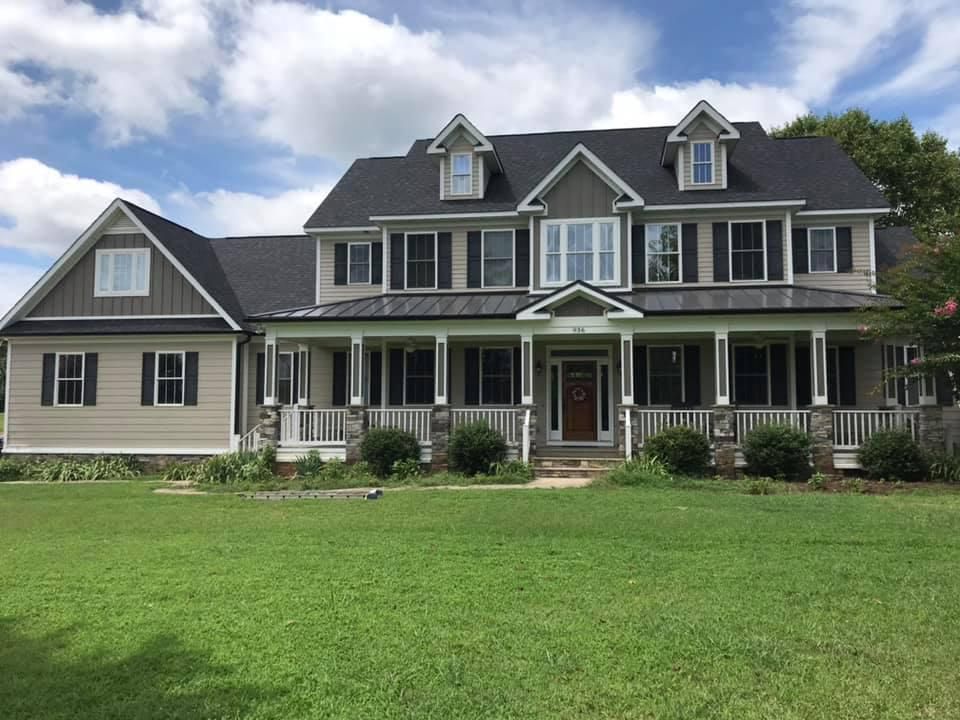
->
3 318 235 336
305 123 889 228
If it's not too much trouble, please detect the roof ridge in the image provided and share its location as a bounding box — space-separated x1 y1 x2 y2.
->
120 198 210 240
411 120 762 144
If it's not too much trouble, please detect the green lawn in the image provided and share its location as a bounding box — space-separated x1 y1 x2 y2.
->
2 483 960 719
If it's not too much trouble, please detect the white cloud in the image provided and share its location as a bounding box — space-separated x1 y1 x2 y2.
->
0 262 46 317
865 10 960 98
932 104 960 150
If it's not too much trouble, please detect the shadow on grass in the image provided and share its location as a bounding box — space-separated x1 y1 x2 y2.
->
0 618 276 720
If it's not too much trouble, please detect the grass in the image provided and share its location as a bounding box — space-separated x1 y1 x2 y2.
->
2 483 960 719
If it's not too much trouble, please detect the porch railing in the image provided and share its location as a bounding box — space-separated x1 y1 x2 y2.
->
833 409 920 450
634 409 713 446
238 424 263 453
368 408 432 444
735 410 810 440
279 409 346 445
451 408 518 445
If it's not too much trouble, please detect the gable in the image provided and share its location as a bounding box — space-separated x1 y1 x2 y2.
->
552 296 606 317
542 160 619 216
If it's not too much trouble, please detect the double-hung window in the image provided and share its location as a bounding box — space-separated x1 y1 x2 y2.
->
808 227 837 273
648 346 683 405
451 153 472 195
348 243 371 284
482 230 514 287
95 248 150 296
729 221 766 281
406 233 436 289
542 219 619 286
692 141 714 184
733 346 769 405
155 351 185 406
405 349 434 405
55 353 84 407
481 348 513 405
277 352 294 405
645 224 681 283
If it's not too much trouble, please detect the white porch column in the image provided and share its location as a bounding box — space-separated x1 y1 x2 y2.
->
811 329 829 405
349 333 364 406
296 343 310 406
714 330 730 405
264 331 279 405
434 333 448 405
521 333 534 405
620 333 634 405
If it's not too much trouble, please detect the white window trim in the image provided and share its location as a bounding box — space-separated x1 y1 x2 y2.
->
691 141 715 185
644 223 683 285
728 220 768 283
481 229 516 289
154 351 186 408
807 226 838 274
402 348 435 406
347 241 372 285
53 352 84 408
732 344 772 407
450 152 473 195
276 351 295 405
94 247 151 297
646 345 685 407
404 232 438 290
540 217 621 288
478 346 515 406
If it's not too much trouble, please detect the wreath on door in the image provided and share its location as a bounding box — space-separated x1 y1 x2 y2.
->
571 386 587 402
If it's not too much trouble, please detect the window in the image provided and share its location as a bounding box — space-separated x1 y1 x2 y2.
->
55 353 84 407
95 248 150 296
277 352 294 405
481 348 513 404
648 346 683 405
541 219 619 286
645 224 681 283
348 243 371 284
405 233 436 289
692 141 714 184
482 230 514 288
808 227 837 273
451 153 472 195
729 221 766 281
733 346 769 405
405 350 435 405
155 351 185 406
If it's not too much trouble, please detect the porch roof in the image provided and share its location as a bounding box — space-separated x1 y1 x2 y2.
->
251 284 897 322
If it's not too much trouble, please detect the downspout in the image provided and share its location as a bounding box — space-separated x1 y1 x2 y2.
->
234 332 254 436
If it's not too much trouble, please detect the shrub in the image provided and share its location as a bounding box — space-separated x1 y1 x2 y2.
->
858 431 927 482
490 460 533 484
745 476 775 495
192 448 275 485
161 461 196 483
295 450 326 478
927 451 960 483
643 425 711 476
448 422 507 476
20 456 142 483
840 477 867 494
807 471 828 490
360 428 421 477
0 458 26 482
603 455 672 487
391 457 422 483
742 423 811 481
298 459 379 489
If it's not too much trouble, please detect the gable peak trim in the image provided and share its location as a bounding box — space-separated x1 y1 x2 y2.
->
666 100 740 144
516 281 644 320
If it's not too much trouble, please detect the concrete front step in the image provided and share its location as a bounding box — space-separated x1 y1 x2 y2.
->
534 467 610 479
533 455 623 479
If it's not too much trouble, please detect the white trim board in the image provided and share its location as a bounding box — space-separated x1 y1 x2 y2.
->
517 282 644 321
305 226 380 234
2 446 231 455
370 211 521 221
25 314 222 321
666 100 741 144
795 208 890 216
642 200 806 212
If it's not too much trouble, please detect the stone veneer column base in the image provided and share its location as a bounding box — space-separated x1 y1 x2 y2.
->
344 406 366 464
918 405 945 453
712 405 737 478
258 404 282 449
808 406 835 476
431 406 450 471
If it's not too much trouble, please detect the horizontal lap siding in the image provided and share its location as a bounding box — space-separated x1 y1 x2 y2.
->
793 217 872 292
444 136 482 200
8 338 232 450
683 122 723 190
317 236 383 304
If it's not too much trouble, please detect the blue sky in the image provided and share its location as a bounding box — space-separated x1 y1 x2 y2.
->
0 0 958 311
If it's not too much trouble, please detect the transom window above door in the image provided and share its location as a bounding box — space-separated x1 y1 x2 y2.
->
542 218 619 286
645 224 681 283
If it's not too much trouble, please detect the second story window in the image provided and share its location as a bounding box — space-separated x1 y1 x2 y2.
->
482 230 514 287
645 224 681 283
692 141 714 184
406 233 436 289
348 243 371 284
808 228 837 273
451 153 472 195
542 219 619 286
729 221 766 282
95 248 150 297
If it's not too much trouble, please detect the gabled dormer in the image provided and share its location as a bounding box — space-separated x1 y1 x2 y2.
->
661 100 740 192
427 114 502 200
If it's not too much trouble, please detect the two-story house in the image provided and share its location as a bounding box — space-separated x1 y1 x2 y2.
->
1 101 951 474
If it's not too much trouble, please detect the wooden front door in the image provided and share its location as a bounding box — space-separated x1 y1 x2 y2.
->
562 361 597 442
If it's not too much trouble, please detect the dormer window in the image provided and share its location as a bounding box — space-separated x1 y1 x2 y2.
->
692 141 714 184
451 153 472 195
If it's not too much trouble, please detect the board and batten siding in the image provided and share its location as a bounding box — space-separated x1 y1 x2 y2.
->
6 337 233 451
28 233 215 318
443 134 483 199
793 217 873 293
682 121 723 190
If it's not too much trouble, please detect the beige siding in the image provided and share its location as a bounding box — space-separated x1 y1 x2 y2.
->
7 337 233 451
29 233 215 317
793 217 873 293
443 134 483 199
682 122 724 190
316 236 383 304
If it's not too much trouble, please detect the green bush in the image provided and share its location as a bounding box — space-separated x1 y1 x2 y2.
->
295 450 326 478
643 425 711 476
160 461 196 483
744 476 775 495
360 427 421 477
448 421 507 476
807 471 828 490
490 460 533 484
391 457 422 482
742 423 811 481
0 458 26 482
20 456 142 483
858 430 927 482
192 448 275 485
927 451 960 483
298 459 379 489
603 455 673 487
840 477 867 494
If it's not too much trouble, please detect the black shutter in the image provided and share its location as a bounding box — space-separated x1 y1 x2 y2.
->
770 344 788 406
333 243 348 285
390 233 404 290
255 352 265 405
464 348 480 405
683 345 700 406
467 231 482 288
712 223 729 282
371 242 383 284
332 351 347 407
291 353 300 404
83 352 97 406
41 353 55 406
141 352 155 406
795 345 811 407
936 371 955 406
389 349 404 405
634 345 647 405
369 351 382 406
838 347 856 406
681 224 698 283
515 229 530 287
512 347 522 405
437 231 452 289
184 351 199 406
631 225 644 284
766 220 784 281
792 228 808 274
836 226 853 272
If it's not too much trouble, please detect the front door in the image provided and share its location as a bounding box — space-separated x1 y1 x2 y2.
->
562 361 597 442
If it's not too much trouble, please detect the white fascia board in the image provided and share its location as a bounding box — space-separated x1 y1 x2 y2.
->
24 314 221 321
642 200 807 212
517 143 644 212
305 226 380 234
794 208 891 216
369 211 520 221
666 100 741 144
426 114 496 155
516 283 644 321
